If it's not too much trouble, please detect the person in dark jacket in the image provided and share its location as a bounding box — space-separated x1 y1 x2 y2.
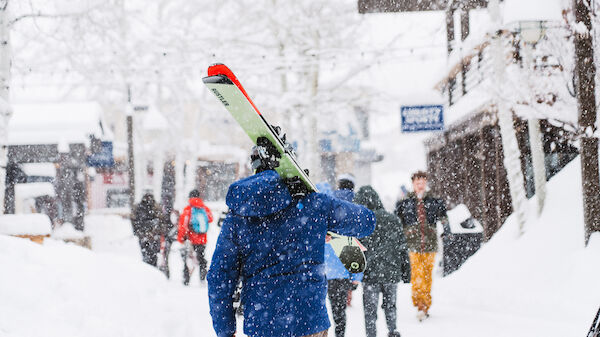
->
207 137 376 337
332 173 355 202
159 208 179 279
324 237 362 337
326 173 360 337
132 193 164 267
394 171 448 321
355 185 409 337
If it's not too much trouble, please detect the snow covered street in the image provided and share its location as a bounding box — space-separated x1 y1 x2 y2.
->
2 1 600 336
1 159 598 337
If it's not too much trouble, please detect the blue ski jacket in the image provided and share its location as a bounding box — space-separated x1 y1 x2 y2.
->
208 170 375 337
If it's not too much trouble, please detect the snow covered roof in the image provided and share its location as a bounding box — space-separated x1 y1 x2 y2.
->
15 182 55 199
21 163 56 177
142 106 168 132
444 86 494 127
503 0 562 25
8 102 113 146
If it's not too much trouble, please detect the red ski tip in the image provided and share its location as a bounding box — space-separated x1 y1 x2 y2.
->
207 63 230 77
207 63 262 116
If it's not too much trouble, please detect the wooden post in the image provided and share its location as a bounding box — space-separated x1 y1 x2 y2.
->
460 7 470 95
0 1 11 214
127 112 135 213
446 8 455 55
573 0 600 245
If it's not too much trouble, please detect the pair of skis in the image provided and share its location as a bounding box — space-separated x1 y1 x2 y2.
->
202 64 366 273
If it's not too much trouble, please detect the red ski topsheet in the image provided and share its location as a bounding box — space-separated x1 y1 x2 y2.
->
207 64 262 116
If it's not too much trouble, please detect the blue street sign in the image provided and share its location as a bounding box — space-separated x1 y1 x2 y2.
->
87 141 115 168
400 105 444 132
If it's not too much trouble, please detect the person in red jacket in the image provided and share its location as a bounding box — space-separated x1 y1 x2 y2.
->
177 189 213 285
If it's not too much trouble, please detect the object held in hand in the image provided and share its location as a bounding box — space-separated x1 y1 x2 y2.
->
251 136 281 173
283 176 310 199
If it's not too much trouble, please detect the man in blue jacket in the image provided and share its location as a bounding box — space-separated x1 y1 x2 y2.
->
208 138 375 337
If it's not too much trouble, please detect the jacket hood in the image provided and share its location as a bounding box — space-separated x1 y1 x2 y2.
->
354 185 384 211
188 197 205 208
226 170 292 217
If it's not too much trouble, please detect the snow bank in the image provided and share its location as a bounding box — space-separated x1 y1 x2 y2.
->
52 222 85 239
431 157 599 336
83 214 140 258
345 156 599 337
0 202 232 337
0 214 52 236
0 235 214 337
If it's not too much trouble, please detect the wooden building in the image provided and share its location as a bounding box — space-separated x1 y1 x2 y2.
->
425 109 577 240
357 0 577 239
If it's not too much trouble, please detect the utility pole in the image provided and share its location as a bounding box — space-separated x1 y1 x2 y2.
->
572 0 600 245
126 98 135 214
0 1 12 214
120 0 137 215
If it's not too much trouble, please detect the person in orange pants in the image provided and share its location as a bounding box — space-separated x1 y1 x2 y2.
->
409 252 435 315
395 171 448 321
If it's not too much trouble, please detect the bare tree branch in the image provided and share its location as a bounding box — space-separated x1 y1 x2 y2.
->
9 5 103 27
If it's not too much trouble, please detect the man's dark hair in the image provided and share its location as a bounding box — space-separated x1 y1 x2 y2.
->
338 179 355 191
189 189 201 198
411 171 428 181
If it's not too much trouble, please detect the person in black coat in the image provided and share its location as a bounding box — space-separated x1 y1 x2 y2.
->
354 185 410 337
132 193 164 267
394 171 448 320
